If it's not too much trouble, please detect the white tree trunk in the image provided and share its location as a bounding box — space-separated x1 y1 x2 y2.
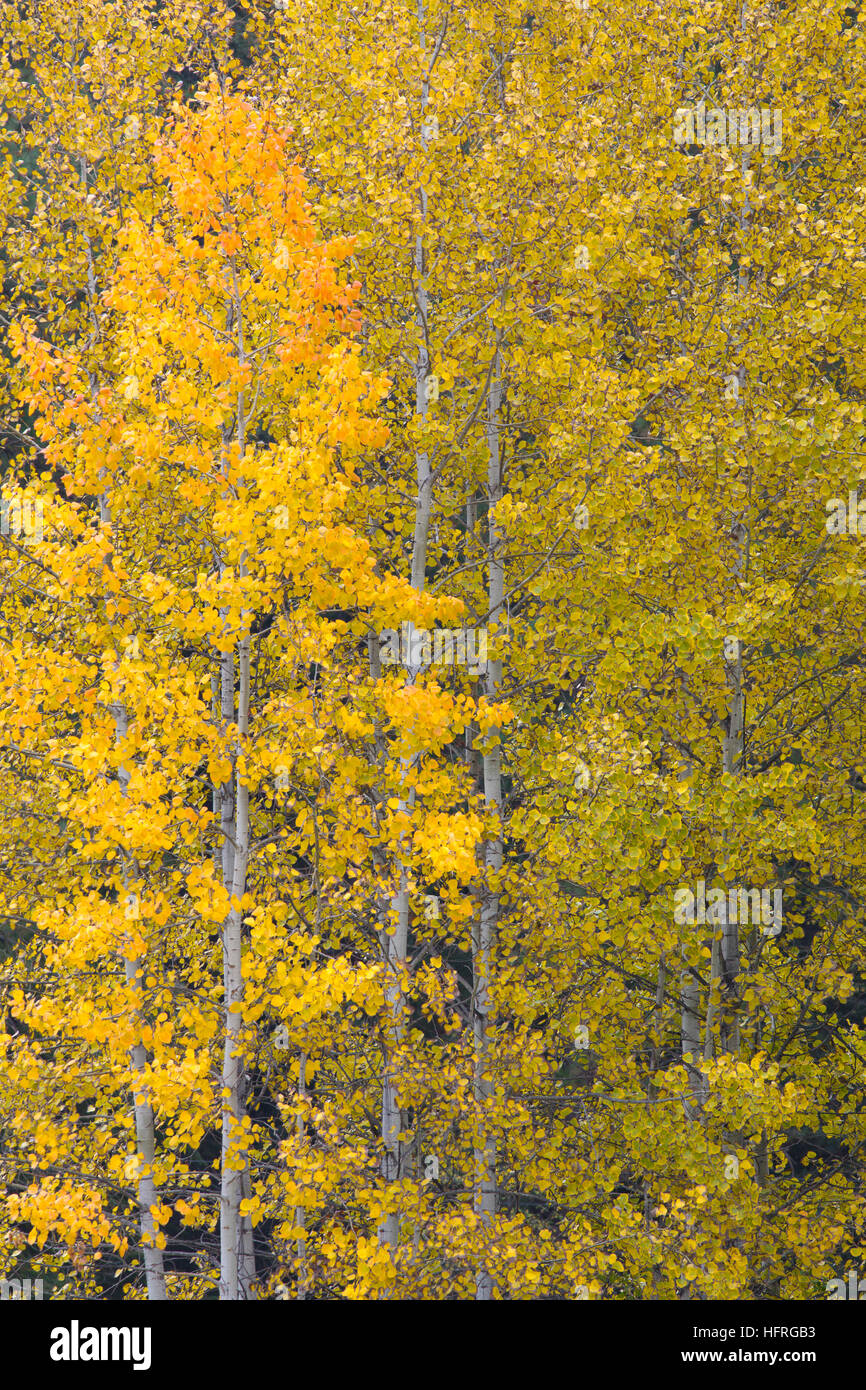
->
718 126 752 1056
219 276 254 1299
110 673 167 1301
677 744 706 1113
295 1052 309 1298
377 861 410 1249
722 572 746 1058
219 626 251 1299
719 2 753 1057
100 481 167 1301
474 338 503 1301
123 950 168 1302
82 143 167 1298
377 0 434 1256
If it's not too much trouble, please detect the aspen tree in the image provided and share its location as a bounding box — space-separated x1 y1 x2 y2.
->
2 0 866 1302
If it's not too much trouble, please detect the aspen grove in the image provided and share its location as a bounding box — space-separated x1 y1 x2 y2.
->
0 0 865 1301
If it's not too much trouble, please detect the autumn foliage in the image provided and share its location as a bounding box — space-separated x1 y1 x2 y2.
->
0 0 865 1302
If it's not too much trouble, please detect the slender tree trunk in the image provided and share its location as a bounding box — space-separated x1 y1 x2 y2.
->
377 0 433 1257
81 138 167 1296
99 472 167 1300
219 624 251 1299
112 698 168 1302
295 1052 309 1298
218 645 236 896
700 106 751 1198
474 336 503 1300
214 634 255 1297
721 587 746 1058
219 270 254 1299
677 745 706 1113
122 955 168 1301
378 862 410 1250
718 131 752 1056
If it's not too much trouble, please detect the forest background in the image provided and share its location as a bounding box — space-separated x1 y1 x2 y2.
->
0 0 864 1301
